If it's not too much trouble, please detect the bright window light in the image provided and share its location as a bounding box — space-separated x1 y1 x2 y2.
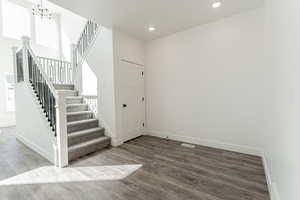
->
0 165 142 186
2 0 31 39
82 61 97 96
4 72 15 112
35 16 59 49
61 30 71 61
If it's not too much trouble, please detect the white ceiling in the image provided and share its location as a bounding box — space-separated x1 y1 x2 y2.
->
48 0 263 41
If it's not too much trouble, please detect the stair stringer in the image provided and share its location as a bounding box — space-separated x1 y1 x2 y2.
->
15 82 58 164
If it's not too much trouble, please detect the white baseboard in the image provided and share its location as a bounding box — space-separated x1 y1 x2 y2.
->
144 129 281 200
262 153 274 200
261 153 281 200
144 130 261 156
16 134 55 164
0 125 16 128
271 183 281 200
111 138 124 147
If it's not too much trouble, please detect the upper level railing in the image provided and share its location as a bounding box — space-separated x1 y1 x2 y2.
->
72 20 100 117
76 20 100 60
37 56 73 85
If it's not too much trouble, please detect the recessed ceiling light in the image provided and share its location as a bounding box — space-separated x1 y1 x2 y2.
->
212 1 221 8
148 26 156 32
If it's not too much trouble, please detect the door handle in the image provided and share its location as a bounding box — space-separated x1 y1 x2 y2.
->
123 104 127 108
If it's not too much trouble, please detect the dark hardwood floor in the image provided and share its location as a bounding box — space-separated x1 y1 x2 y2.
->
0 127 270 200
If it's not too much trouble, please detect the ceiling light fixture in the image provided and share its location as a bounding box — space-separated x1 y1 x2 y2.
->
212 1 222 8
148 26 156 32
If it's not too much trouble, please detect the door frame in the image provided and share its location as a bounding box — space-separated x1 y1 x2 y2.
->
118 58 146 143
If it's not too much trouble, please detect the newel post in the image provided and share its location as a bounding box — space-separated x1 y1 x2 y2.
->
55 92 69 167
11 47 18 84
21 36 30 83
71 44 77 82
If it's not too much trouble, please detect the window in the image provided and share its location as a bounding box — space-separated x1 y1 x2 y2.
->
2 0 31 39
61 30 71 61
35 16 59 49
82 61 97 96
4 73 15 112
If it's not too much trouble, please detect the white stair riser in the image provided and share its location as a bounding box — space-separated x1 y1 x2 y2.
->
60 90 78 97
54 84 75 90
68 138 110 161
66 98 83 104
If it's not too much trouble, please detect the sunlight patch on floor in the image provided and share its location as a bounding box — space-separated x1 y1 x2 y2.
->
0 164 142 186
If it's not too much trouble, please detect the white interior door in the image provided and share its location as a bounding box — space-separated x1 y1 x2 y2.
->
120 60 145 142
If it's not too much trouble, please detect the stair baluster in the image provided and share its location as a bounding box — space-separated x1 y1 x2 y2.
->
37 56 73 85
28 51 57 134
72 20 100 115
75 20 100 62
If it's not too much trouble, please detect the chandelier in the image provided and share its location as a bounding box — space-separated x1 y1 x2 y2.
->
32 0 52 19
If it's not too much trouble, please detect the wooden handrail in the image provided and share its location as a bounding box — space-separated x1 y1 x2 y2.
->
26 47 58 99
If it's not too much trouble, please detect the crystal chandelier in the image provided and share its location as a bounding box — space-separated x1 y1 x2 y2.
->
32 0 52 19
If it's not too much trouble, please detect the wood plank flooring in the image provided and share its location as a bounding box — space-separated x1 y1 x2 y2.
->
0 127 270 200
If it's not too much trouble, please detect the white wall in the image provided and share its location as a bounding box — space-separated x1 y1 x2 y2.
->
59 6 86 61
145 8 266 155
263 0 300 199
85 27 117 145
113 29 145 144
113 30 145 66
15 82 56 163
145 4 300 199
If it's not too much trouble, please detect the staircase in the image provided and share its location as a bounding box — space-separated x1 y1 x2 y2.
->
13 20 110 167
54 84 110 161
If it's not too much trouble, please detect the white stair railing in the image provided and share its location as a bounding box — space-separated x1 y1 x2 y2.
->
72 20 100 116
71 20 101 90
83 95 98 115
37 56 73 85
76 20 100 61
